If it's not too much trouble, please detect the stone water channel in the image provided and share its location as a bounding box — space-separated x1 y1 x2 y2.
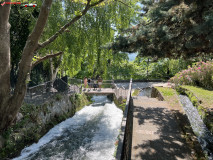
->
179 95 213 160
116 82 156 97
13 82 156 160
14 96 123 160
14 82 213 160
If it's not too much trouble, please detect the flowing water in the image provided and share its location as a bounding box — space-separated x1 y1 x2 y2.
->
116 82 158 97
138 88 152 97
116 82 157 89
13 96 123 160
179 95 213 159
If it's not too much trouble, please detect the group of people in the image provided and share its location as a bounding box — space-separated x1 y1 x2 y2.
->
83 76 103 90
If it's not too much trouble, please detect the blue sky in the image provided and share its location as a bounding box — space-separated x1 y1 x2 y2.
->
128 53 137 61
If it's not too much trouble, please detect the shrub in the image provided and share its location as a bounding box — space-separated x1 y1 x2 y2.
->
170 61 213 89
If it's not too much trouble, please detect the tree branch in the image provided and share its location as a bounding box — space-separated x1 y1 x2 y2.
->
115 0 131 8
32 51 63 69
35 0 105 51
89 0 104 7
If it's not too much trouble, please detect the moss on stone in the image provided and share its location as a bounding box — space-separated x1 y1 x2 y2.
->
54 93 63 101
69 93 90 113
132 89 140 96
113 94 126 112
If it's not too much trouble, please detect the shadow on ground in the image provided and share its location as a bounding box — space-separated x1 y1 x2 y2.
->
133 106 192 160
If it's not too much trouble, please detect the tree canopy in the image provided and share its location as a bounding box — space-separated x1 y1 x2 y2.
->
109 0 213 59
35 0 138 79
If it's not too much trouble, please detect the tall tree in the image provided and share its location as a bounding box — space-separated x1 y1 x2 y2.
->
61 0 139 78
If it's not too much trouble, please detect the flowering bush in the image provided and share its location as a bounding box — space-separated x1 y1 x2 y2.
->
169 61 213 89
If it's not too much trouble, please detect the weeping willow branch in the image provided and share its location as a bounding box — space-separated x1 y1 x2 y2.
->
32 51 63 68
35 0 105 51
116 0 131 8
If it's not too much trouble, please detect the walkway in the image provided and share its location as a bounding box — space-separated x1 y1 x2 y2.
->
131 96 192 160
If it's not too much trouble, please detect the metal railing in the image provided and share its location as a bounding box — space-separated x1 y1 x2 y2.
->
68 78 115 88
24 77 129 104
82 79 115 89
68 78 82 86
24 78 81 104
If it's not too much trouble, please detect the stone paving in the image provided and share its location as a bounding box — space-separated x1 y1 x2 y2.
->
131 96 192 160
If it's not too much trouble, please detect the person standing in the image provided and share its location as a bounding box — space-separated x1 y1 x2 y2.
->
98 77 103 89
93 79 97 90
88 77 91 88
84 77 87 88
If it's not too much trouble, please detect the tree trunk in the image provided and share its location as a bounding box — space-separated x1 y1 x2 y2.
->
0 0 53 133
49 51 63 82
147 58 149 78
0 1 12 132
47 51 63 91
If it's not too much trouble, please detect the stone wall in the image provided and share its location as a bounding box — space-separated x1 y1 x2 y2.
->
151 87 164 101
121 97 133 160
38 94 72 125
115 96 133 160
0 93 89 159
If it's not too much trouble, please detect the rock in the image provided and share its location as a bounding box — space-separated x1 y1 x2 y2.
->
16 112 23 122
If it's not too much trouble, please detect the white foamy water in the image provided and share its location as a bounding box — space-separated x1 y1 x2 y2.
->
13 96 123 160
115 82 158 89
179 95 213 159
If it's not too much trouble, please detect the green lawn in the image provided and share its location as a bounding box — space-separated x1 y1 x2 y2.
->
182 86 213 108
155 87 179 109
156 87 175 97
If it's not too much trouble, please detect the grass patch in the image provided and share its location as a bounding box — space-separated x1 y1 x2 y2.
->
181 85 213 108
155 87 179 108
156 87 175 97
132 89 140 96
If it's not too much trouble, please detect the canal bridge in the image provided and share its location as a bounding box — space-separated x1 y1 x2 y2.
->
24 78 130 104
82 80 129 99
